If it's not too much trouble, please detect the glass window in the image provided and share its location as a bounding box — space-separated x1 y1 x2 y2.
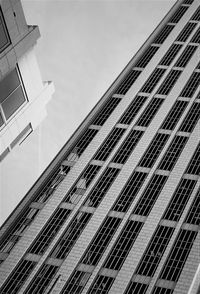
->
115 70 142 95
176 22 197 42
0 8 10 52
159 44 182 66
135 45 159 68
175 45 197 68
156 70 182 95
141 68 166 93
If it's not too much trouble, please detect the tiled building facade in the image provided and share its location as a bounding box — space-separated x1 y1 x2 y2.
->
0 0 54 162
0 0 200 293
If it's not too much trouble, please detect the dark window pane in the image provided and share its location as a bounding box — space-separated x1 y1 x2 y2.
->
2 87 26 119
0 69 20 103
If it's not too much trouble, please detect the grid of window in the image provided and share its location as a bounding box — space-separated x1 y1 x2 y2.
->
158 135 188 171
191 27 200 43
112 171 147 213
91 97 121 126
88 275 115 294
0 207 39 254
191 6 200 21
141 68 166 93
61 270 91 294
0 8 10 52
161 100 188 130
0 260 36 294
184 188 200 225
83 167 120 208
26 264 58 294
115 70 142 95
157 70 182 95
103 220 144 270
133 174 167 216
182 0 194 4
179 102 200 133
168 5 189 23
64 164 101 204
159 229 198 282
81 216 122 266
50 212 92 259
176 22 197 42
139 133 169 168
152 287 174 294
175 45 197 68
159 44 182 66
112 130 144 164
94 127 126 161
153 25 174 44
186 143 200 175
74 128 99 156
135 46 160 68
136 226 175 277
136 98 164 127
125 282 149 294
119 95 147 125
28 208 71 255
180 72 200 98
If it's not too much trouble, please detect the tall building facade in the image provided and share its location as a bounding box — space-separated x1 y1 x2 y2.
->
0 0 54 162
0 0 200 293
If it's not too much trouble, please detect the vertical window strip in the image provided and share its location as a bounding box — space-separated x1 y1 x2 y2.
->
81 217 122 266
72 128 99 156
182 0 194 4
94 127 126 161
176 22 197 42
125 282 149 294
112 171 148 213
153 25 175 45
186 143 200 175
136 98 164 127
103 220 144 270
135 46 160 68
158 135 188 171
140 68 166 93
156 70 182 95
168 5 189 24
138 133 170 168
191 6 200 21
152 287 174 294
159 229 198 282
179 102 200 133
135 226 175 277
112 129 144 164
185 188 200 225
132 174 168 216
180 72 200 98
83 167 120 208
119 95 148 125
161 100 189 130
61 270 91 294
191 27 200 43
159 44 183 66
115 70 142 95
175 45 197 68
88 275 115 294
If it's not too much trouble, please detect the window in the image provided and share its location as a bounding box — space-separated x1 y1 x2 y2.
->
176 22 197 42
158 135 188 171
191 28 200 43
133 174 167 216
61 270 91 294
0 68 26 122
139 133 170 168
152 287 174 294
28 208 71 255
91 97 121 126
50 212 92 259
185 188 200 225
186 143 200 175
175 45 197 68
73 128 99 156
112 172 147 212
125 282 149 294
180 72 200 98
103 220 143 270
83 167 120 208
191 6 200 21
168 6 189 23
136 226 175 277
161 100 188 130
64 164 101 204
182 0 194 4
88 275 115 294
115 70 142 95
159 44 182 66
81 217 122 266
0 259 36 294
94 127 126 161
0 8 10 52
135 45 160 68
112 130 144 164
179 102 200 133
153 25 174 44
159 229 198 282
141 68 166 93
157 70 182 95
119 95 147 125
26 264 58 294
136 98 164 127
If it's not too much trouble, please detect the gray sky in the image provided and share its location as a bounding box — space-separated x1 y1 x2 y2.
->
0 0 175 225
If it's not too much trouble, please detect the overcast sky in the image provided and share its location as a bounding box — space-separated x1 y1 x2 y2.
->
0 0 175 225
